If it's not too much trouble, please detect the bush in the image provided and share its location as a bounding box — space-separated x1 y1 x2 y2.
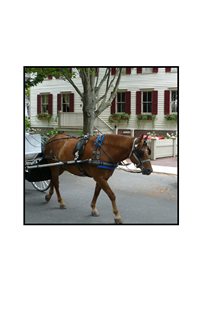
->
25 116 30 131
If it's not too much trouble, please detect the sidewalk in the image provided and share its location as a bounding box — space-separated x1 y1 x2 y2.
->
119 156 178 175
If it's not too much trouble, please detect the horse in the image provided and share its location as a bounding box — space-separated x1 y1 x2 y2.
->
44 133 153 224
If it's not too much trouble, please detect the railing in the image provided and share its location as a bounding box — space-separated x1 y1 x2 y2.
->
59 112 83 127
97 116 113 131
58 112 114 134
148 138 178 160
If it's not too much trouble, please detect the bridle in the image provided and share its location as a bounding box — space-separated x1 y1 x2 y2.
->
129 138 151 170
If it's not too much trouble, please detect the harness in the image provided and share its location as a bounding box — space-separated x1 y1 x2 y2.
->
128 138 151 170
91 135 118 170
44 134 150 177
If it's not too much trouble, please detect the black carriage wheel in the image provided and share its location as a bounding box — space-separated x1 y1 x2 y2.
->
31 180 51 192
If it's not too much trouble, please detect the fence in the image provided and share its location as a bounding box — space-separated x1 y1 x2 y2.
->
148 138 178 160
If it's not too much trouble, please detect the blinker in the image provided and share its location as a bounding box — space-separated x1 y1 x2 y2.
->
136 148 144 158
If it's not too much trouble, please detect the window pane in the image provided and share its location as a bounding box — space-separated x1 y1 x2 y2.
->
143 92 147 102
148 103 152 113
122 103 125 113
122 92 125 102
143 68 152 72
148 92 152 102
42 95 46 103
143 103 147 113
117 92 121 102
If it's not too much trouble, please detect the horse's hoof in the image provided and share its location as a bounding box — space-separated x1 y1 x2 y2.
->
91 210 100 217
114 218 123 224
60 204 67 209
45 194 50 202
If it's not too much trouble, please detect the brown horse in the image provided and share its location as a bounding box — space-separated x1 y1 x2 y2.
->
44 134 153 224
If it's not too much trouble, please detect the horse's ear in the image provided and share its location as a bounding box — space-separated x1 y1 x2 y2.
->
136 135 144 144
144 135 148 141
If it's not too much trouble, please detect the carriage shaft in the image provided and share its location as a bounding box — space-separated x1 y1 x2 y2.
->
26 159 90 170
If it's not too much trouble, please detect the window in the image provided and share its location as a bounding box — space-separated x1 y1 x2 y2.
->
143 68 153 73
137 68 158 73
117 92 125 113
143 92 152 113
111 91 131 114
165 67 178 72
171 90 178 113
62 93 70 112
41 94 49 113
136 91 158 115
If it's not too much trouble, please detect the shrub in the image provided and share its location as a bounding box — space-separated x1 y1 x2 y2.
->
25 116 30 131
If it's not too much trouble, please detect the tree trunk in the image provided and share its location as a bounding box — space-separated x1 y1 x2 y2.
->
83 110 95 135
82 87 96 135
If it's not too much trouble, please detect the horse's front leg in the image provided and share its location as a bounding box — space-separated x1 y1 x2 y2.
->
45 181 54 202
95 177 123 224
91 183 101 217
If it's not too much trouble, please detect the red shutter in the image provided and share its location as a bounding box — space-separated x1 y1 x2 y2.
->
48 94 53 114
137 68 142 74
125 91 131 114
111 68 116 75
69 93 74 112
111 92 116 114
152 91 158 115
126 68 131 74
166 68 171 72
95 68 98 76
136 91 141 114
69 68 72 73
37 94 41 114
164 90 170 114
57 94 61 113
153 68 158 73
48 75 52 79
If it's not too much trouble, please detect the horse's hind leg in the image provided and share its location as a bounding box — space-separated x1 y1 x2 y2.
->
91 183 101 217
54 178 66 209
49 167 66 209
95 177 123 224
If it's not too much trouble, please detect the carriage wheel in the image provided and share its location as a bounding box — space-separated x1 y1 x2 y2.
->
31 180 51 192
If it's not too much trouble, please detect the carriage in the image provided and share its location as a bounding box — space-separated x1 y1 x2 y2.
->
25 132 152 224
25 132 51 191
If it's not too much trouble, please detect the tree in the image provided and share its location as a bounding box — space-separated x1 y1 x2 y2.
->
25 67 123 135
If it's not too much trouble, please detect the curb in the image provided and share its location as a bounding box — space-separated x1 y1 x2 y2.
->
118 163 177 175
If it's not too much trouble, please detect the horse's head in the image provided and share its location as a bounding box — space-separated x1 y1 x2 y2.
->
129 135 153 175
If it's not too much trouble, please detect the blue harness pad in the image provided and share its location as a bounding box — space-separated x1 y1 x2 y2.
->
97 165 118 170
95 135 104 146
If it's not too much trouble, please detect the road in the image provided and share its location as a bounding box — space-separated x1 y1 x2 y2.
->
24 169 178 225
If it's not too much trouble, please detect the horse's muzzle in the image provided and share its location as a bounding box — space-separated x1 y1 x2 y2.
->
141 167 153 175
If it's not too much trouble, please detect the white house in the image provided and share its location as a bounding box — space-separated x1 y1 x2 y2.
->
29 67 178 137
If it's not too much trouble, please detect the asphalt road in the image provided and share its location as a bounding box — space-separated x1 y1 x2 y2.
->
24 170 178 225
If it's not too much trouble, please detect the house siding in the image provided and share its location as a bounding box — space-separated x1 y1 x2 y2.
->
29 68 178 135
